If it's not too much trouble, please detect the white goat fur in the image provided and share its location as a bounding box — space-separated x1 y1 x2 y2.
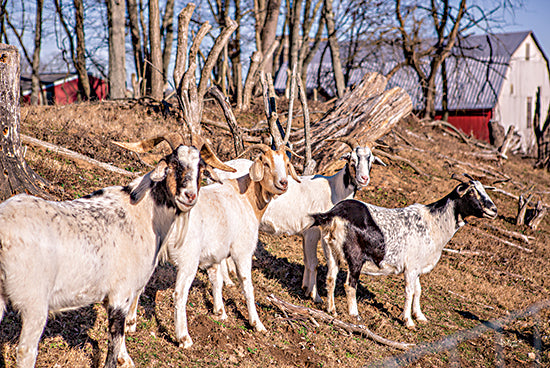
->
0 146 206 368
126 147 299 349
217 144 383 302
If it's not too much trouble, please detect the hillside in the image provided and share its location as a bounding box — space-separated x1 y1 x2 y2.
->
1 99 548 367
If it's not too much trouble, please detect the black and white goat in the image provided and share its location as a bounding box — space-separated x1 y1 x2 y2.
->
218 137 385 302
310 175 497 327
122 142 300 348
0 138 234 368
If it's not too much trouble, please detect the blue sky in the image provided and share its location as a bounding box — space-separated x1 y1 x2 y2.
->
507 0 550 56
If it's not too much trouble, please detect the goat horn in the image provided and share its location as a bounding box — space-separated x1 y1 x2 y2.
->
463 173 475 181
451 173 469 184
113 132 186 153
200 143 236 172
236 143 272 158
326 137 360 150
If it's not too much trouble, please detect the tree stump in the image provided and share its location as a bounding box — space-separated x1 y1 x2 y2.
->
0 44 50 200
292 72 412 171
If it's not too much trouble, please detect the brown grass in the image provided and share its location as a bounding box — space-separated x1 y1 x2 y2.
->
0 100 547 367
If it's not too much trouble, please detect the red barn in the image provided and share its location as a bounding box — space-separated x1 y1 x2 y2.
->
21 73 108 105
275 31 550 152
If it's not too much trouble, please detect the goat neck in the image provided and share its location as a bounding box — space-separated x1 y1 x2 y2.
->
231 175 273 221
425 191 464 249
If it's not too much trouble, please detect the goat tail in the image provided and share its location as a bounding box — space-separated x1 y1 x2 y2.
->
310 211 337 228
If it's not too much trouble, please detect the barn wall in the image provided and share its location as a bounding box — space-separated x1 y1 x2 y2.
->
494 34 550 152
434 109 492 142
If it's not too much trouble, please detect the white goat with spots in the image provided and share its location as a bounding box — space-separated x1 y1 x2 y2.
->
311 175 498 327
0 140 234 368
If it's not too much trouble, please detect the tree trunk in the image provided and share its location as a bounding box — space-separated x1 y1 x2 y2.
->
30 0 43 105
74 0 90 100
161 0 175 86
534 87 550 170
149 0 163 99
0 44 49 199
260 0 282 75
323 0 345 98
127 0 144 97
107 0 126 99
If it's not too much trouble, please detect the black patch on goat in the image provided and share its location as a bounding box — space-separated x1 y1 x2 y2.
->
105 306 127 367
342 164 358 195
81 189 105 199
312 199 386 288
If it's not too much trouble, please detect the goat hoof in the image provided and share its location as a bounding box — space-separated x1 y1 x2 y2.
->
214 309 228 320
415 314 427 323
405 320 416 329
117 355 135 368
313 295 323 304
253 321 267 333
178 336 194 349
125 323 136 334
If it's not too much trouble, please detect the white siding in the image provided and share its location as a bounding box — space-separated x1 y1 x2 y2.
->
494 35 550 152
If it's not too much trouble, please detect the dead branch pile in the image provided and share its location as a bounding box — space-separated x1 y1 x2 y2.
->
292 72 412 171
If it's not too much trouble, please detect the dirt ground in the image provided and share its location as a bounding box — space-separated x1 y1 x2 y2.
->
0 99 548 367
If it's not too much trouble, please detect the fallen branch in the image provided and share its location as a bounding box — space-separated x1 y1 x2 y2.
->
21 134 137 178
369 299 550 368
266 294 414 350
373 148 428 177
471 227 533 253
479 223 534 244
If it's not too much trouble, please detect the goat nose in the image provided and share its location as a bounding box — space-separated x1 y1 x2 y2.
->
279 179 288 189
185 191 196 202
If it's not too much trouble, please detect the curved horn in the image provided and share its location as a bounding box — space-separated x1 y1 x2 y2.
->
463 173 475 181
200 143 237 172
113 132 186 153
326 137 360 150
451 173 469 184
236 143 272 158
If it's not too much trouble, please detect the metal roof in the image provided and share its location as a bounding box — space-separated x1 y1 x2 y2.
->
275 31 540 110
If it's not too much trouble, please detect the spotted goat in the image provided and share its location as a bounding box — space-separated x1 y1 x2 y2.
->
0 138 234 368
310 174 498 327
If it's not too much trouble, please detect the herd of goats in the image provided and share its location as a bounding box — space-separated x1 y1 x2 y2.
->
0 131 498 367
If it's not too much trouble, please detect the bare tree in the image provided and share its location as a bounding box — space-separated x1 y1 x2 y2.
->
323 0 345 98
173 3 237 136
0 44 50 199
534 87 550 171
149 0 163 99
73 0 90 100
161 0 175 86
106 0 126 99
30 0 44 104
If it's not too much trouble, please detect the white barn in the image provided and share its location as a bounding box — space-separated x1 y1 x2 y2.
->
275 31 550 152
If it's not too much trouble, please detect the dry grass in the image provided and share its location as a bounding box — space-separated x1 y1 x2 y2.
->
0 100 547 367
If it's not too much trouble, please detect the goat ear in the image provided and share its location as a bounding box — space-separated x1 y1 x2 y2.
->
456 183 470 197
249 158 264 182
150 160 169 182
287 161 301 183
340 152 351 161
373 156 387 166
202 166 223 184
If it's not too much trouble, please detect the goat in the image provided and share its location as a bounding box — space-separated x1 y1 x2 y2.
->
310 175 498 327
217 137 385 302
124 143 300 349
0 137 234 368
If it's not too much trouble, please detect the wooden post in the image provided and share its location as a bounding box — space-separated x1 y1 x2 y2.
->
0 44 50 199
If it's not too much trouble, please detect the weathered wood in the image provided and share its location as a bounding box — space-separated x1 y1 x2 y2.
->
527 201 547 230
488 120 505 147
21 134 137 178
292 72 412 171
206 86 244 156
0 44 51 200
266 294 414 350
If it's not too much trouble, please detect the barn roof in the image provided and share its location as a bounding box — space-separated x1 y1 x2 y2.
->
274 31 546 111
